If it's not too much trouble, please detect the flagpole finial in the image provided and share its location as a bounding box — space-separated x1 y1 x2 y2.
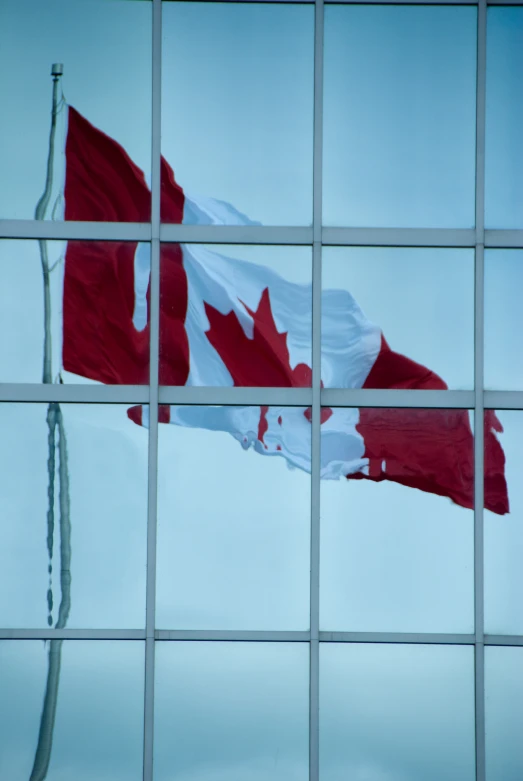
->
51 63 63 78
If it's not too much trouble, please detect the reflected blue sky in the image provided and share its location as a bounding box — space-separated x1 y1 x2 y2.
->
485 250 523 391
321 427 475 634
323 5 477 228
323 248 474 390
0 0 152 220
162 2 314 225
0 641 144 780
320 644 475 781
485 411 523 635
157 411 311 630
485 647 523 781
485 8 523 229
0 404 148 629
154 642 309 781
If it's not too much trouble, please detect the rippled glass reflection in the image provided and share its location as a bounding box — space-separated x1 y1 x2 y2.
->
0 240 151 384
0 641 144 780
0 0 152 221
0 403 148 629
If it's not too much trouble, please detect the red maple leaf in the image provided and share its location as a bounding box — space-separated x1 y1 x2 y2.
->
204 287 332 444
204 287 312 388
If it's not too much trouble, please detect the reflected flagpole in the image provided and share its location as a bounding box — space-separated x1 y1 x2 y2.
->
30 64 72 781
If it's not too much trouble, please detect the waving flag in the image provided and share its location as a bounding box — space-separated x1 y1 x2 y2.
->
59 105 508 514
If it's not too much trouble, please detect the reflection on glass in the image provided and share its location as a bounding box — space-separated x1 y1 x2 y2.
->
157 407 310 630
154 642 309 781
484 411 522 634
320 408 477 632
485 250 523 390
0 0 152 220
322 247 474 390
0 640 144 780
485 8 523 228
160 244 312 387
323 5 476 228
320 644 475 781
161 2 314 225
0 240 151 384
0 404 148 629
486 647 523 781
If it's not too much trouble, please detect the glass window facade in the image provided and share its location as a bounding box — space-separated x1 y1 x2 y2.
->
0 1 521 780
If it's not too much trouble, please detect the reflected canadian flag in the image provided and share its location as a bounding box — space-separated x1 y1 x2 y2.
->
61 106 508 515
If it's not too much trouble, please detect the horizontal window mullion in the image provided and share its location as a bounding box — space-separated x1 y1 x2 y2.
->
0 220 151 242
322 389 474 408
0 628 145 640
322 227 477 248
0 384 149 404
160 225 313 245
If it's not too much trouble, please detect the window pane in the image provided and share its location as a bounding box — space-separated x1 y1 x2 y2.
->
0 640 144 780
485 250 523 391
161 3 314 226
0 240 151 384
320 643 475 781
0 0 152 221
485 8 523 228
160 244 312 387
323 5 476 228
320 408 475 632
484 410 521 634
0 404 148 629
157 407 310 630
154 642 309 781
486 647 523 781
322 247 474 390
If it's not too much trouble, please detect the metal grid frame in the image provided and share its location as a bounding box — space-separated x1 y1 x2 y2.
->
1 1 523 780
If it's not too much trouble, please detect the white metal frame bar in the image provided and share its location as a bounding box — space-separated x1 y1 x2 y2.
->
143 2 162 780
1 627 522 645
310 1 324 779
3 385 523 410
474 1 487 778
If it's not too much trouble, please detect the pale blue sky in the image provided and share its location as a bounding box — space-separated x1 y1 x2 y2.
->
485 7 523 229
323 5 477 228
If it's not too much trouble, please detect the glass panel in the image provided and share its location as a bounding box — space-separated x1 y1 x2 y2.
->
161 3 314 226
322 247 474 390
0 404 148 629
157 407 310 630
486 647 523 781
320 408 475 632
0 640 144 780
160 244 312 387
485 250 523 391
0 0 152 221
484 410 521 634
485 8 523 228
320 643 476 781
323 5 476 228
0 240 151 384
154 642 309 781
